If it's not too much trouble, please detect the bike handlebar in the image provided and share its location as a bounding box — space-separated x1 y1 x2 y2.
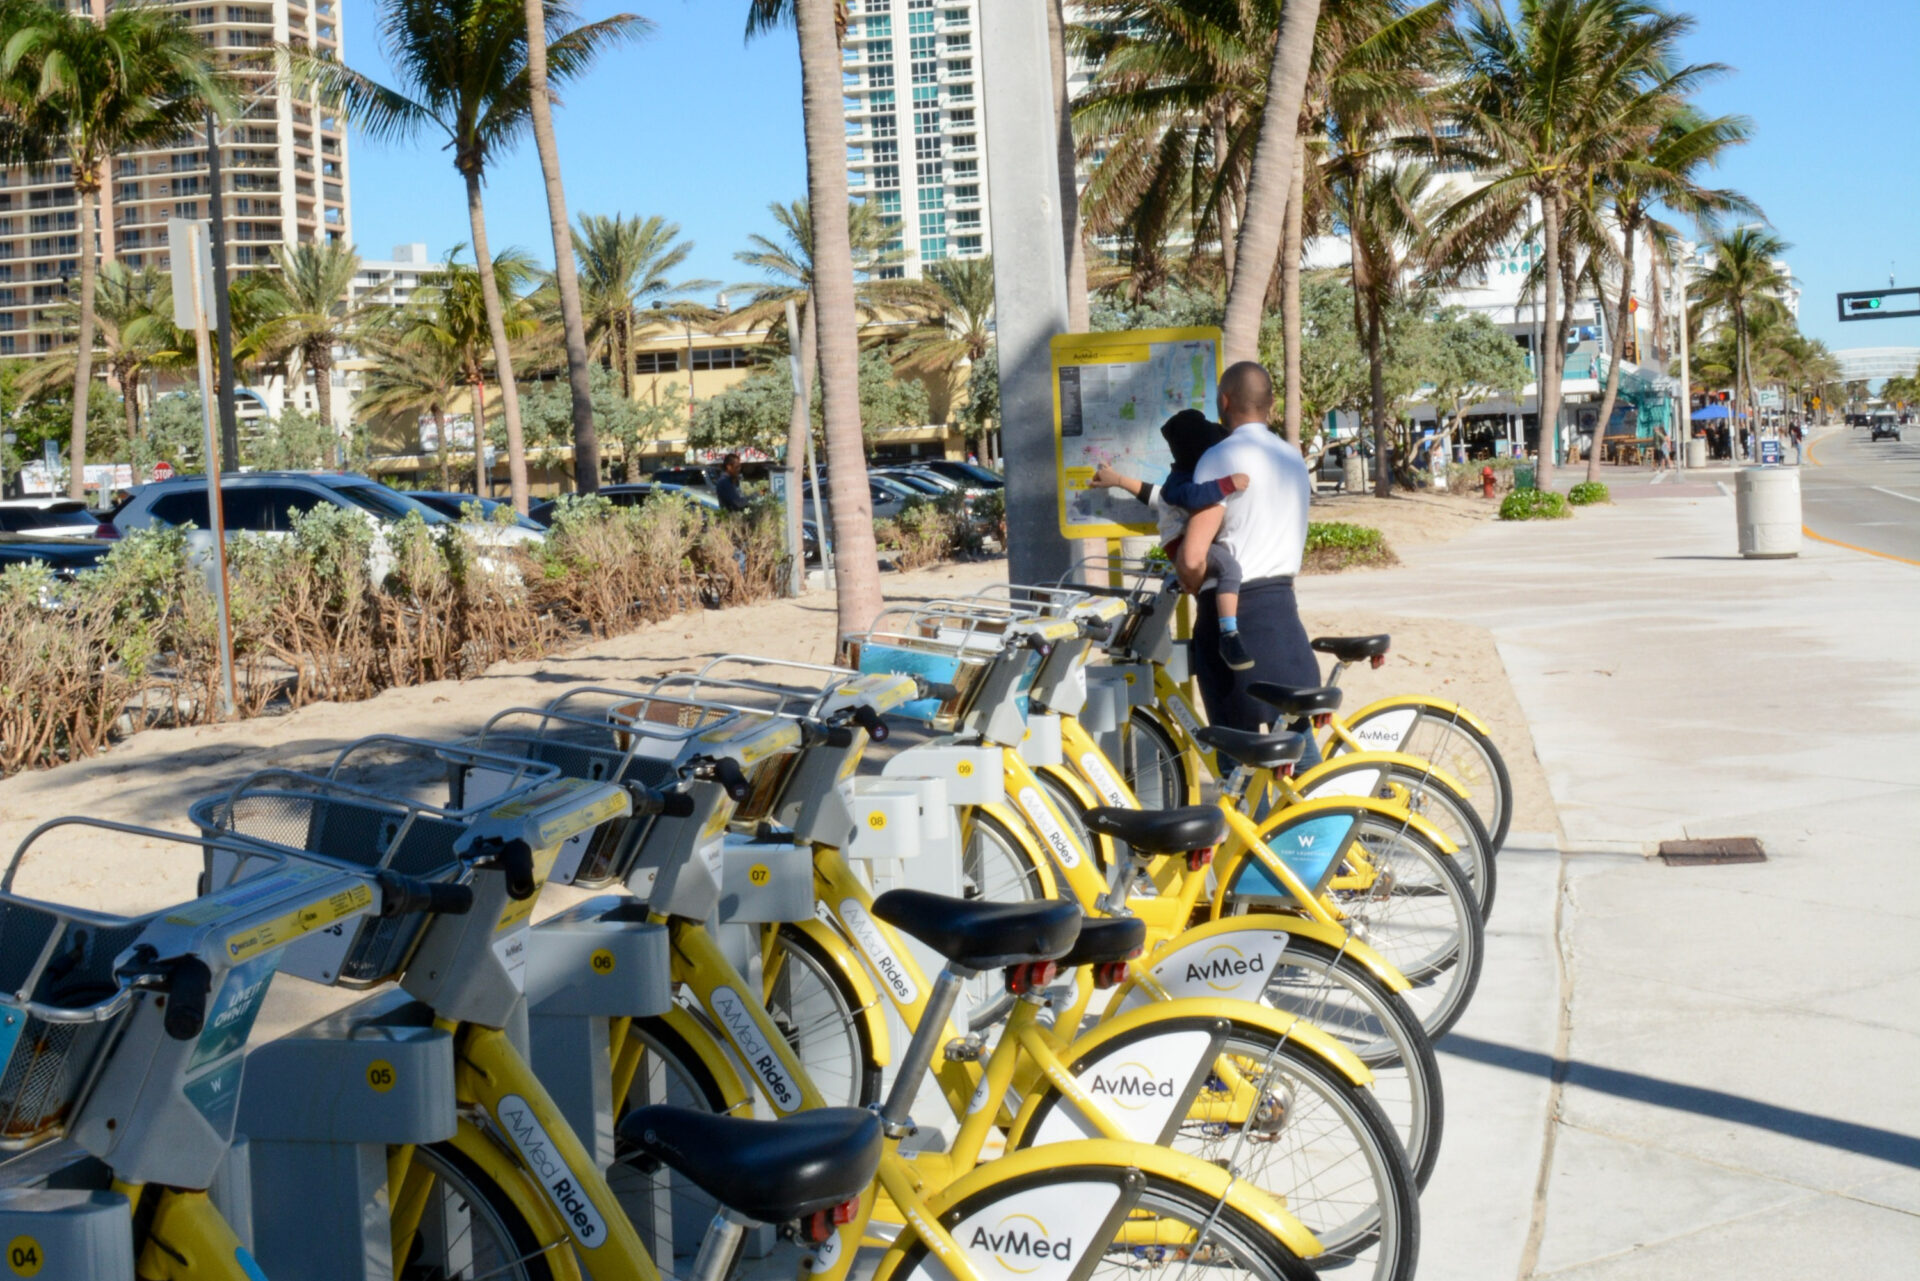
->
850 705 889 743
467 836 538 901
376 870 476 920
161 956 214 1042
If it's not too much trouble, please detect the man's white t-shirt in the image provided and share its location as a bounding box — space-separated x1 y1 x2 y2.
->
1193 421 1310 580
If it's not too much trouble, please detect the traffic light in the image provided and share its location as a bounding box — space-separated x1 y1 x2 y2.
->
1838 286 1920 321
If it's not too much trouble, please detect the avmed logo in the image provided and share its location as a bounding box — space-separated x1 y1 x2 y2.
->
710 985 800 1111
969 1213 1073 1273
1086 1060 1176 1110
1184 943 1266 991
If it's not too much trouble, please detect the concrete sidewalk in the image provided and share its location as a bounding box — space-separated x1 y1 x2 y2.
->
1311 486 1920 1277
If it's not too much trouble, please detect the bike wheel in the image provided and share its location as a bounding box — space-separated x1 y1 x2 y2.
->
1125 708 1192 811
1305 760 1498 917
1038 768 1108 872
884 1162 1319 1281
400 1142 558 1281
1348 709 1513 853
763 924 883 1109
1248 934 1444 1189
1017 1024 1418 1280
961 808 1051 1028
609 1017 735 1273
1335 818 1484 1039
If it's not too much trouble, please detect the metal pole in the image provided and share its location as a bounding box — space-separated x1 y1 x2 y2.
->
782 297 807 597
204 107 240 466
1675 268 1691 471
188 227 237 718
806 406 833 590
980 0 1073 586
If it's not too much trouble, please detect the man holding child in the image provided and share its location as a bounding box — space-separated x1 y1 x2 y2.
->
1091 361 1319 751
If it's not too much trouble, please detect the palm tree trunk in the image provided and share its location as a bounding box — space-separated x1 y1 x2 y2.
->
67 188 100 500
122 367 142 484
1534 194 1561 494
522 0 599 494
463 170 531 512
1213 113 1238 283
471 377 488 496
435 407 450 489
1219 0 1323 364
311 349 334 438
785 295 817 592
1280 139 1305 449
796 0 883 635
1587 221 1635 484
1048 0 1089 331
1367 299 1389 498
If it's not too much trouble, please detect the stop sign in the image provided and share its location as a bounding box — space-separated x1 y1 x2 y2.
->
151 460 174 481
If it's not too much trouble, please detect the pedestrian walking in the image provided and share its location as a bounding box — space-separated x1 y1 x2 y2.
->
1171 362 1321 765
714 453 751 512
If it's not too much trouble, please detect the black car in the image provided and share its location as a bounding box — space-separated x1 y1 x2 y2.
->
1870 415 1903 442
409 491 547 532
0 538 113 579
527 483 721 528
914 459 1005 490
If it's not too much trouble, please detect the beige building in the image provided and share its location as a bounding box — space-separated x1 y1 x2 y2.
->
0 0 348 357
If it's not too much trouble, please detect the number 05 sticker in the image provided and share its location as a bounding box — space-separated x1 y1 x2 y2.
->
367 1060 397 1093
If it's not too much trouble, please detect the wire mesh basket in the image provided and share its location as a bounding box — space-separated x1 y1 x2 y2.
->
0 819 285 1150
189 738 561 987
839 602 1045 731
1056 555 1181 662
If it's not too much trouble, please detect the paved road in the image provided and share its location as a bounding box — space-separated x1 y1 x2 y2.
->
1803 425 1920 563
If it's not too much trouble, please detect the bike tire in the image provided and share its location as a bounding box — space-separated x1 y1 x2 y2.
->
1345 707 1514 853
960 807 1051 1028
1305 758 1498 918
400 1141 559 1281
1125 708 1195 811
610 1016 739 1272
1013 1019 1419 1281
763 923 884 1109
882 1160 1320 1281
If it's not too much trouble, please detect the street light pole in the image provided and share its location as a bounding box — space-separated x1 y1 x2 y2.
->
204 105 240 466
1674 269 1691 471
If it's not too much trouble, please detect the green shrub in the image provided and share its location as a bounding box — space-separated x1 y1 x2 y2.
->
1302 521 1397 572
1567 481 1610 506
1498 489 1572 521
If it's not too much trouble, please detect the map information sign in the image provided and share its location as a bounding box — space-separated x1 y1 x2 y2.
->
1051 326 1222 538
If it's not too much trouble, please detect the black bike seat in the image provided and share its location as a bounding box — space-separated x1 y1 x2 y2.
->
1311 635 1390 663
1197 726 1308 771
872 889 1081 969
1249 683 1344 719
618 1107 881 1224
1058 915 1147 969
1083 805 1226 855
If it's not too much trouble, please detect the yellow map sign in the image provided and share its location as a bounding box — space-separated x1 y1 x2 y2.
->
1052 326 1222 539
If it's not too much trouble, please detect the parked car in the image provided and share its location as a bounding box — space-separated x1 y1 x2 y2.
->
1870 413 1903 442
646 466 717 492
408 491 547 533
526 482 720 528
804 476 913 524
873 468 957 498
112 472 541 589
913 459 1005 490
0 538 113 578
0 497 119 540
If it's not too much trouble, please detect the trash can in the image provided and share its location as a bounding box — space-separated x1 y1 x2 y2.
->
1685 437 1708 469
1735 466 1800 558
1342 454 1365 492
1513 464 1536 491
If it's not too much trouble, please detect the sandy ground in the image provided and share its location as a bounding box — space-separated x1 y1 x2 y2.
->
1307 487 1501 558
0 515 1552 1035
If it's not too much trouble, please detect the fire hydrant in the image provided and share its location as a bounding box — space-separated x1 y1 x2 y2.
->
1481 466 1497 499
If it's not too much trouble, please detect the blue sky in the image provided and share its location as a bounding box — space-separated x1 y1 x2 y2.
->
344 0 1920 353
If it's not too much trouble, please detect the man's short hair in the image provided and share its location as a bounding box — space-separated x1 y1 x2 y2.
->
1220 361 1275 415
723 453 740 465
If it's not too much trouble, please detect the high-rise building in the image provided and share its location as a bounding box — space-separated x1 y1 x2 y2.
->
0 0 350 357
842 0 988 278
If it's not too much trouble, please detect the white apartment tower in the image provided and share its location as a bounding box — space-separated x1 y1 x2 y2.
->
843 0 988 278
0 0 349 357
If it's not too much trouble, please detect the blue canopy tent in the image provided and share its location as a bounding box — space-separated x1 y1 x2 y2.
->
1691 403 1729 421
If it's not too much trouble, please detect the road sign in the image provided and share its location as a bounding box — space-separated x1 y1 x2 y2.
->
1837 286 1920 322
151 460 174 481
1759 439 1783 466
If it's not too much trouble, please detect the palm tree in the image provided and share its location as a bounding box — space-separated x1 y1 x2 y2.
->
291 0 637 512
18 261 174 481
892 255 995 381
254 241 369 433
518 0 649 494
1582 109 1754 481
403 246 540 495
728 198 914 332
355 321 464 488
0 0 235 499
1438 0 1707 492
1692 226 1791 461
1047 0 1089 330
570 213 715 406
746 0 883 634
1219 0 1323 363
1333 159 1439 495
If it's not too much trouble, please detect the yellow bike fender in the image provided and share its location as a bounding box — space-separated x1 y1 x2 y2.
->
975 801 1063 898
135 1190 264 1281
1036 763 1120 867
657 1004 757 1117
1346 694 1495 741
866 1138 1321 1281
1292 750 1473 807
448 1119 591 1281
1115 913 1411 996
789 916 893 1067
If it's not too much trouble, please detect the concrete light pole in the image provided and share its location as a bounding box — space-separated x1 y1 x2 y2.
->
1674 269 1691 470
980 0 1073 586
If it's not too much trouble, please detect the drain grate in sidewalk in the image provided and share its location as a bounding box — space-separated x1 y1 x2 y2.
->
1658 837 1767 866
